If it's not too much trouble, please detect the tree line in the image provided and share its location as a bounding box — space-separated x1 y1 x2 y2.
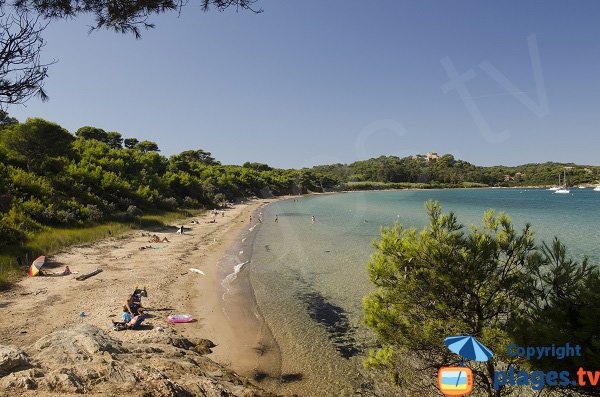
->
320 154 600 188
0 115 339 248
2 114 599 249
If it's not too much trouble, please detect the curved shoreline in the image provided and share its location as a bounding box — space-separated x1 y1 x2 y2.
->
0 197 288 396
183 198 290 390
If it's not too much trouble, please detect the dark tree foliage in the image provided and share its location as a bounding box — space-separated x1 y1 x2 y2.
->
0 117 73 171
106 131 123 148
242 162 272 171
0 8 53 106
365 203 600 396
135 140 159 153
13 0 262 37
516 239 600 396
172 149 217 165
0 108 17 126
75 126 109 141
123 137 139 149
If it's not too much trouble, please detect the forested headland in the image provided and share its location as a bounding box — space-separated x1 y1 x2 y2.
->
1 114 599 284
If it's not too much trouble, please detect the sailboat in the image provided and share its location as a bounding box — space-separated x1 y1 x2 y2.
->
555 170 570 194
548 174 561 191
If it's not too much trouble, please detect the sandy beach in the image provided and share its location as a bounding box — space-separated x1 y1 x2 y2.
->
0 198 283 393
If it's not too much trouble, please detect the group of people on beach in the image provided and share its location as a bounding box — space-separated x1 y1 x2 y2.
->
250 214 316 223
139 233 171 250
113 286 148 331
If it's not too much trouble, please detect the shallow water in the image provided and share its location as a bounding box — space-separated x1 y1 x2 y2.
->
247 189 600 396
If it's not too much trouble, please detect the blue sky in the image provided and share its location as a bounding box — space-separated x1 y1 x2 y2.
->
8 1 600 168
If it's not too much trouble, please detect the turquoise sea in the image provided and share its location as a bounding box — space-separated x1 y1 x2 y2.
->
247 189 600 396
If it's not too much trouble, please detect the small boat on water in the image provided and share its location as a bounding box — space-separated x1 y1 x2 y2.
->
548 173 561 191
594 186 600 191
554 170 570 194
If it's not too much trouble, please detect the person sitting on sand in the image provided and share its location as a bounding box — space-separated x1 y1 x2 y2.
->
124 295 141 316
112 308 145 331
122 307 132 323
148 234 161 243
128 308 147 329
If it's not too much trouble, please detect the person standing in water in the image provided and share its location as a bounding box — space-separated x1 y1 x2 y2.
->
275 215 278 222
311 215 315 224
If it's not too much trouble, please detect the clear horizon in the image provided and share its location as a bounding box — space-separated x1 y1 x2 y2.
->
7 1 600 168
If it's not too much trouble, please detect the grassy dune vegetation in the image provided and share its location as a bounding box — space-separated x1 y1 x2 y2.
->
0 209 202 286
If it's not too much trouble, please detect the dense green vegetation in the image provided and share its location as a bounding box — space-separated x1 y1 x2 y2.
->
318 153 600 188
364 202 600 396
1 114 599 285
0 115 342 284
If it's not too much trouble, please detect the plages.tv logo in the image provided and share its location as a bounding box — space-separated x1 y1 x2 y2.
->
438 335 494 396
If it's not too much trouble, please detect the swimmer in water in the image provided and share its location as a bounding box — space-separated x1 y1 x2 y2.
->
311 215 315 224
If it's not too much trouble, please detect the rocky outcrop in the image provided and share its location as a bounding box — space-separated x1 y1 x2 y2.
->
0 324 279 396
0 345 31 376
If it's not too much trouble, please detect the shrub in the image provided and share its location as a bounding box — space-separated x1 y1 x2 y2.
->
0 217 24 247
2 208 41 235
213 193 226 207
118 197 132 210
161 197 178 210
20 198 46 222
56 209 78 224
183 196 199 208
101 200 117 213
85 204 104 222
127 205 142 217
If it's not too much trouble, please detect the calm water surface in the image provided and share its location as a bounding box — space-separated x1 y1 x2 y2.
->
248 189 600 396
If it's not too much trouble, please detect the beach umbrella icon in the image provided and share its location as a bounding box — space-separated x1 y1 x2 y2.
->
444 335 493 362
27 256 46 277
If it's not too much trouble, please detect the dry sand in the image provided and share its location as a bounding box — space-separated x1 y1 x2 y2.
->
0 198 282 388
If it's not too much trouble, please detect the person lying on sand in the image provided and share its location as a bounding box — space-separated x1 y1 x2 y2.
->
128 308 147 329
112 308 146 331
147 235 170 243
139 245 152 250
